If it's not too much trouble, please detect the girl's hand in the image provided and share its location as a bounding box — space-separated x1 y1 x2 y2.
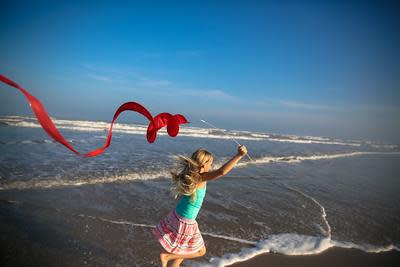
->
237 145 247 157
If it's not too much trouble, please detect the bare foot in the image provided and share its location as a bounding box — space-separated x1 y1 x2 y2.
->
160 253 169 267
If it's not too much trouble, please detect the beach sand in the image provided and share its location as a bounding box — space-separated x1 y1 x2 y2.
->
230 248 400 267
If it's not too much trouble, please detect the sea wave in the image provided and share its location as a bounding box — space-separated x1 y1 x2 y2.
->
237 151 400 167
2 151 400 191
0 169 170 190
2 115 396 148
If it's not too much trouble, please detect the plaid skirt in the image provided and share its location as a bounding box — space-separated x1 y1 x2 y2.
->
152 209 205 255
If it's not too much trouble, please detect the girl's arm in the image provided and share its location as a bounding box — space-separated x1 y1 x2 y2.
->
202 145 247 181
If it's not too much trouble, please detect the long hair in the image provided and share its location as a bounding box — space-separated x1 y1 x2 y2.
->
171 148 213 201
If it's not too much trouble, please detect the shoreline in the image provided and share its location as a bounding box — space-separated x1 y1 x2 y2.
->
229 247 400 267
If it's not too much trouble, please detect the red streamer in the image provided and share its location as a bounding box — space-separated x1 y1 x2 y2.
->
0 74 189 157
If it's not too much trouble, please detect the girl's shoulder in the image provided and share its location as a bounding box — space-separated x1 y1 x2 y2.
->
197 181 207 189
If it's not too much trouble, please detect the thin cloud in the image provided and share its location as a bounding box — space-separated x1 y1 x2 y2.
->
180 88 237 100
279 100 335 111
176 50 202 57
82 63 97 71
137 77 172 88
280 100 400 114
82 65 164 87
87 74 113 82
349 103 400 113
254 95 400 114
251 97 341 112
81 64 236 101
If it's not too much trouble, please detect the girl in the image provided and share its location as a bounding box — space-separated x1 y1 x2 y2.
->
152 145 248 267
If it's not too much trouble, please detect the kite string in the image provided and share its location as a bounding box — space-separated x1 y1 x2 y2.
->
200 119 254 161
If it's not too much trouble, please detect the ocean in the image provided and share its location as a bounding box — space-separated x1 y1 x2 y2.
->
0 115 399 266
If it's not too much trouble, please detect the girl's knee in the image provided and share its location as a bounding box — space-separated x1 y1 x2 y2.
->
199 246 206 256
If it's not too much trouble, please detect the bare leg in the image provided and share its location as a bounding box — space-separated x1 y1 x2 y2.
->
170 258 184 267
161 246 206 263
160 253 168 267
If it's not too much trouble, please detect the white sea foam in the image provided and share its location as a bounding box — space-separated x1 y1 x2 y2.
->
77 208 400 267
77 213 257 245
237 151 400 168
333 240 400 253
97 217 155 229
201 233 257 245
187 185 399 267
2 191 398 267
0 169 170 191
282 184 332 239
265 136 361 146
190 234 399 267
2 115 394 148
2 151 400 191
194 234 333 267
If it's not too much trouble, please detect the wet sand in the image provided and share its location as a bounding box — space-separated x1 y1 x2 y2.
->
2 192 400 267
230 248 400 267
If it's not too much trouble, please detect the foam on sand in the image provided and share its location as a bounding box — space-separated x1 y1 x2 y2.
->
188 185 399 267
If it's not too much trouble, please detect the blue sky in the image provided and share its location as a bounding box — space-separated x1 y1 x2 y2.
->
1 0 399 143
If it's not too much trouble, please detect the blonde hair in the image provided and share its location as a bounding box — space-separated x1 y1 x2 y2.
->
171 148 213 201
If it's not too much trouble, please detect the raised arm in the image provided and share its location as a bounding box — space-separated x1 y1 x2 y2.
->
202 145 247 181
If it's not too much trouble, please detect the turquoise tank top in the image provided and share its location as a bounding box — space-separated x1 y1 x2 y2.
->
175 184 207 220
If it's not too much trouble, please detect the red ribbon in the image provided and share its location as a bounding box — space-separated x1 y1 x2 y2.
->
0 74 189 157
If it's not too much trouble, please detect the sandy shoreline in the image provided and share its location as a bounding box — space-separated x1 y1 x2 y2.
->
229 247 400 267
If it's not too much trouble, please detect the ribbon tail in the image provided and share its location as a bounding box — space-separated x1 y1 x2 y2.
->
84 102 155 157
1 74 190 157
0 74 81 155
